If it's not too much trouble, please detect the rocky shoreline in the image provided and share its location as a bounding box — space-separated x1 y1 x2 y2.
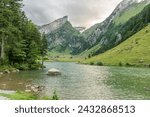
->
0 69 20 75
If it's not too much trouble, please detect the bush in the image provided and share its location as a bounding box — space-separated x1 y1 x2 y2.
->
14 63 29 70
52 90 59 100
90 62 94 65
88 54 91 58
29 63 43 70
119 62 123 66
96 61 103 66
126 62 132 66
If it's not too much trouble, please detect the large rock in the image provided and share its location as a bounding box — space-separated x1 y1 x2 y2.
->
47 68 61 76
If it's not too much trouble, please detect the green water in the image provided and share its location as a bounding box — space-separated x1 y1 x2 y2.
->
0 62 150 100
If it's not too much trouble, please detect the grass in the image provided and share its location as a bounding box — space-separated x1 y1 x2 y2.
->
114 2 148 25
47 51 84 62
79 44 101 57
83 24 150 67
0 91 59 100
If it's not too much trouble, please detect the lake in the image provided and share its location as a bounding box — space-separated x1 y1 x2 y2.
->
0 62 150 100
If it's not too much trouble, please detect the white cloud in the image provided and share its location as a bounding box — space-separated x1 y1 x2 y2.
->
23 0 122 28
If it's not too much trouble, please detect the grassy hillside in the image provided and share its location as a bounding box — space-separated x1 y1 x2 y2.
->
81 2 149 57
80 44 101 57
83 24 150 67
114 2 148 25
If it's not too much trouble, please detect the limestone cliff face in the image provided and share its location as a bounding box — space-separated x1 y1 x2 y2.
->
39 16 68 34
39 16 87 54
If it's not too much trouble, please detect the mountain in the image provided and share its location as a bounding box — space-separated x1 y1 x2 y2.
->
83 3 150 66
81 0 150 56
39 16 88 54
83 23 150 67
39 0 150 56
39 16 68 34
74 27 86 32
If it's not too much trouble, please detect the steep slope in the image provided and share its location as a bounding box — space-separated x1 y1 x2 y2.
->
83 24 150 66
39 16 88 54
81 0 150 56
114 1 148 25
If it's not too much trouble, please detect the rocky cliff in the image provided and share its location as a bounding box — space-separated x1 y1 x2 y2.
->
39 16 68 34
39 16 88 54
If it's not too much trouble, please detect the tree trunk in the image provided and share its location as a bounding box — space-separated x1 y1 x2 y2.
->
0 35 4 60
42 56 44 70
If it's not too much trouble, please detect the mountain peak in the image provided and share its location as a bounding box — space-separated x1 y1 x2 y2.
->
39 16 68 34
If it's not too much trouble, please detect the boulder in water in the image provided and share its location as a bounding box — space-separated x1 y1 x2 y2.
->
47 68 61 76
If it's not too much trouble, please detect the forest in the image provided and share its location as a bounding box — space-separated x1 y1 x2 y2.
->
0 0 47 70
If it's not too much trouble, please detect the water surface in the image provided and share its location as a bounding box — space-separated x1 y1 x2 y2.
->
0 62 150 100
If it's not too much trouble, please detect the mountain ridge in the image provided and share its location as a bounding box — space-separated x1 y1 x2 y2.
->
81 0 150 57
39 16 68 34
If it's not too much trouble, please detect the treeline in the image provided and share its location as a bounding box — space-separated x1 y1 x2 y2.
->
0 0 47 70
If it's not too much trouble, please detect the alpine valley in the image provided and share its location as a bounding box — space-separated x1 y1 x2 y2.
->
1 0 150 100
39 0 150 66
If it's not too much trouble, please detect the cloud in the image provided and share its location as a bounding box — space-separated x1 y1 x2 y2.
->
23 0 122 28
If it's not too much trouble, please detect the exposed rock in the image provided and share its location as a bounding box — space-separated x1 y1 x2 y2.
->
0 72 3 75
25 90 32 93
74 27 86 32
0 90 16 94
16 69 20 72
47 68 61 76
0 96 9 100
39 16 68 34
39 16 87 54
12 69 20 73
18 82 23 85
26 85 45 93
25 84 31 89
4 70 10 74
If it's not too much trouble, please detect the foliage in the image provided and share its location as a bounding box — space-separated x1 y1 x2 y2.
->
96 61 103 66
52 90 59 100
0 0 47 70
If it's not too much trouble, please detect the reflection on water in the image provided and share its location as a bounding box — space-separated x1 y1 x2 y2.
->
0 62 150 100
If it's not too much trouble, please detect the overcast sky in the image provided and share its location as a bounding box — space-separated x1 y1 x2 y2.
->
23 0 122 28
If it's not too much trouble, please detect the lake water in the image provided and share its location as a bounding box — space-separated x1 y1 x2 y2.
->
0 62 150 100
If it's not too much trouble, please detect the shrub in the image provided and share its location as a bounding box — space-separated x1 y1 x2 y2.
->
119 62 123 66
90 62 94 65
96 61 103 66
52 90 59 100
126 62 132 66
29 63 42 70
14 63 29 70
88 54 91 58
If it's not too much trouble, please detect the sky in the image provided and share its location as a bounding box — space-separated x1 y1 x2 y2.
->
23 0 123 28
